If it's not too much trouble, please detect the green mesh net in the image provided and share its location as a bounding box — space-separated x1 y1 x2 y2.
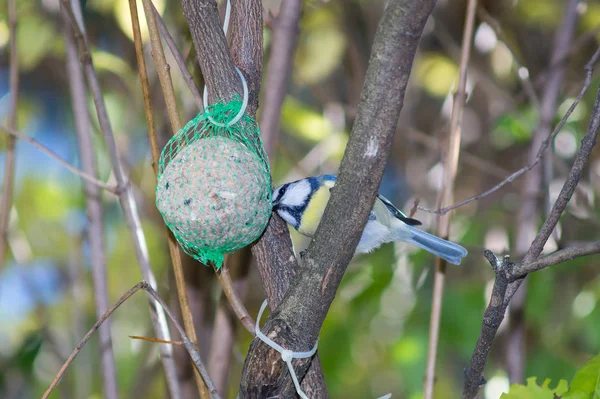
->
156 95 272 269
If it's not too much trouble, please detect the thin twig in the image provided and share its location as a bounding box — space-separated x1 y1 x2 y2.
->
41 282 144 399
61 1 180 395
463 81 600 399
64 15 119 399
130 0 207 396
0 0 19 268
259 0 302 158
0 125 118 194
42 281 221 399
152 4 203 110
209 251 253 396
512 241 600 278
129 335 184 345
424 1 477 398
419 47 600 216
215 263 255 334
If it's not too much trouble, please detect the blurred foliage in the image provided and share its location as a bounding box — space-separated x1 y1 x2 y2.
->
501 377 568 399
0 0 599 398
502 353 600 399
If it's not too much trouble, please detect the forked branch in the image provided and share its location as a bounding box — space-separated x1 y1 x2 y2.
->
41 281 221 399
463 82 600 399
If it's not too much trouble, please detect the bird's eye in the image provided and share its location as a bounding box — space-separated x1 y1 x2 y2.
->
279 186 287 197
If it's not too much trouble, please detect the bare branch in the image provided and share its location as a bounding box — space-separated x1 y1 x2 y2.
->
241 1 438 396
425 1 477 397
41 282 145 399
462 81 600 399
152 4 203 110
42 281 221 399
0 125 119 194
512 241 600 278
507 0 580 382
133 0 208 395
419 46 600 216
64 16 118 399
208 250 252 396
181 0 241 103
215 262 255 334
0 0 20 269
60 1 180 393
259 0 302 158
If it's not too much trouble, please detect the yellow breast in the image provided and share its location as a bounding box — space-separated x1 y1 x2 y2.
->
298 183 332 237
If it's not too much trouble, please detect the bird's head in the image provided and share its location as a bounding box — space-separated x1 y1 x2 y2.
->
271 178 315 228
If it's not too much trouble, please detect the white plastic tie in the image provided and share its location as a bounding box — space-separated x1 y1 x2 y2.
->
255 299 318 399
201 0 248 127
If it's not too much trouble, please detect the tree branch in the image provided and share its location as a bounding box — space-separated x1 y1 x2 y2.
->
180 0 241 103
462 81 600 399
215 262 255 334
64 15 118 399
259 0 302 158
136 0 208 395
152 4 203 110
241 1 438 397
0 0 19 270
41 281 221 399
425 0 477 396
419 46 600 216
0 125 119 194
507 0 580 383
512 241 600 278
61 1 180 394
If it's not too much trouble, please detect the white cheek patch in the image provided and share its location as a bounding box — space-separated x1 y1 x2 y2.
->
277 209 297 227
284 180 311 207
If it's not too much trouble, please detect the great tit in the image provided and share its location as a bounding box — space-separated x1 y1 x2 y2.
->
272 174 468 265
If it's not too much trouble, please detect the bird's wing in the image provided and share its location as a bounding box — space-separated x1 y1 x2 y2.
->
377 194 422 226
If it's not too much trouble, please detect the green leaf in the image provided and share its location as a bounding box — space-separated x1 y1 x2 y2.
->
564 353 600 399
500 377 568 399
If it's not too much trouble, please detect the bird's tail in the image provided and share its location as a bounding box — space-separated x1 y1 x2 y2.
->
393 223 468 265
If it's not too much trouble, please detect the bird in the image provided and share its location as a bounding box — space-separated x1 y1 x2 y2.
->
271 174 468 265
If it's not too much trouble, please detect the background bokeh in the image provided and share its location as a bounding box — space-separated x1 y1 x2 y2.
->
1 0 600 398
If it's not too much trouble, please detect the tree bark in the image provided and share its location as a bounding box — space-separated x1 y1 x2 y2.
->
240 0 438 397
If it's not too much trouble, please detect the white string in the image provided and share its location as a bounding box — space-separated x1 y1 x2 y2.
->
255 299 392 399
202 0 248 127
255 299 318 399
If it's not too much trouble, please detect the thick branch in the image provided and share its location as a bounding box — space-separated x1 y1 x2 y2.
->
180 0 241 103
241 1 437 397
